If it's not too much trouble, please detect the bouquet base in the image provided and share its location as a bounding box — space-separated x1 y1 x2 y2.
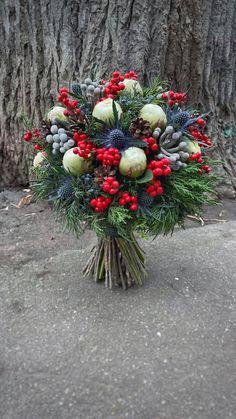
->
83 235 147 289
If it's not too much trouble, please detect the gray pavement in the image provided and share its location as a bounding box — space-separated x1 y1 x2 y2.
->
0 190 236 419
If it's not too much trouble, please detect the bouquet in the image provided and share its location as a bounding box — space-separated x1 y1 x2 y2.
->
23 70 218 289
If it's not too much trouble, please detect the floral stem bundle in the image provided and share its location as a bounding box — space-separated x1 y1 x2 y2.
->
83 234 146 289
23 70 219 290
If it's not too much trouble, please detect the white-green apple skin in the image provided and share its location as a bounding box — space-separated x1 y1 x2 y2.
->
33 152 47 168
119 147 147 178
121 79 143 96
63 148 93 175
47 106 68 124
92 98 122 124
185 139 201 154
140 104 167 130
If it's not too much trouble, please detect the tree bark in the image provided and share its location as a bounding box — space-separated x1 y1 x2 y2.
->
0 0 235 195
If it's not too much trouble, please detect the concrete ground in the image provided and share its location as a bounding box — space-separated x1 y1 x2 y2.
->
0 190 236 419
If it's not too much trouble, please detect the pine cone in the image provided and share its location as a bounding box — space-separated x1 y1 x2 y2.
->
68 111 88 133
129 118 152 139
94 166 116 185
41 119 51 132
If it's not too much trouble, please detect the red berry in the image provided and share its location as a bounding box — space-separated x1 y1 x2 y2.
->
102 184 110 192
130 204 138 211
106 177 114 183
90 199 97 207
112 180 119 188
118 83 125 90
119 199 126 206
34 144 42 150
153 168 163 177
149 191 157 197
197 118 205 126
157 187 163 195
151 144 158 151
23 131 32 142
202 165 211 172
163 167 171 176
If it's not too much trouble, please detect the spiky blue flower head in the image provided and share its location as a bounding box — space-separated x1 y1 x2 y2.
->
167 107 207 132
57 178 74 201
167 107 201 132
97 128 146 151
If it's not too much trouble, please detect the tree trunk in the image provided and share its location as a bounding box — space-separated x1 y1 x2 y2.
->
0 0 235 195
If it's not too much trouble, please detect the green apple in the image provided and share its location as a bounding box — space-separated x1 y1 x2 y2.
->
121 79 143 96
185 139 201 154
63 148 93 176
119 147 147 178
47 106 68 124
92 98 122 124
140 104 167 130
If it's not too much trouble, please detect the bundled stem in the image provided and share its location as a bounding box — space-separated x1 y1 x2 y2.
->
83 234 147 289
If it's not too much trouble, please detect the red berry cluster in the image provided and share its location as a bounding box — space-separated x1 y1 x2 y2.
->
96 147 121 166
102 71 125 99
162 90 187 107
102 177 120 195
73 132 88 143
123 70 138 80
189 152 211 174
188 126 212 147
190 152 203 163
119 192 138 211
90 196 113 213
143 137 158 154
148 159 171 177
73 140 96 159
23 128 43 150
146 179 163 197
57 87 81 116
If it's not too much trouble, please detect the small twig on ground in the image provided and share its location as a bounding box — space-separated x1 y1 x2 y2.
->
187 214 227 226
187 215 205 226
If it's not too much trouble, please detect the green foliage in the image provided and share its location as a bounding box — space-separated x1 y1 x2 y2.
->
54 199 84 237
142 77 169 98
117 93 147 130
20 115 34 131
108 205 131 225
137 169 153 184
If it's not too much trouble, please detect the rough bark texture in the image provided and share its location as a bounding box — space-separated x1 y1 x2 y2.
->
0 0 236 195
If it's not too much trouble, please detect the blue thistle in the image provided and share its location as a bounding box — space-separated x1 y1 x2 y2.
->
138 191 154 209
167 107 208 132
57 178 74 201
167 108 193 131
96 128 147 151
70 82 82 96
